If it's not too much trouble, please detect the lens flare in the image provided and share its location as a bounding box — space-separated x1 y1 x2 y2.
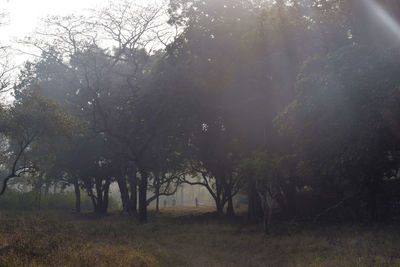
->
363 0 400 42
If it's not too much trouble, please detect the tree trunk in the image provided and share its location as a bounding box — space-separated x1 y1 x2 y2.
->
73 177 81 213
90 195 97 213
278 182 296 218
261 197 273 234
248 179 263 222
129 175 137 215
216 204 223 216
267 202 273 233
367 182 378 221
215 197 224 216
37 187 42 210
214 179 225 216
154 172 160 212
102 194 109 214
96 195 103 213
156 195 159 211
102 178 111 214
138 170 148 223
93 177 111 215
44 182 50 196
263 207 269 234
180 186 184 206
226 195 235 216
95 178 103 214
117 175 130 213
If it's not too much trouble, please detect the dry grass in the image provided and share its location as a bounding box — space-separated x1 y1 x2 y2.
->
0 208 399 266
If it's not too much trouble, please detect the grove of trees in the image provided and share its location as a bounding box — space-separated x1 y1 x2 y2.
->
2 0 400 232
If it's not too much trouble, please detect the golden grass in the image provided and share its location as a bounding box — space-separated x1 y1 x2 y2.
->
0 209 399 266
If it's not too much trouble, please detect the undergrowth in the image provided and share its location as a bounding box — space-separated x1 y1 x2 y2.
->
0 208 399 266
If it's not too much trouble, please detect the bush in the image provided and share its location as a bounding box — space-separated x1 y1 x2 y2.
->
0 190 37 210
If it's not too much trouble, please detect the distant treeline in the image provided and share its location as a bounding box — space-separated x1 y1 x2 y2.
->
0 190 119 212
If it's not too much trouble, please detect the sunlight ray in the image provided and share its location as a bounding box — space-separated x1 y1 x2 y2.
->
364 0 400 41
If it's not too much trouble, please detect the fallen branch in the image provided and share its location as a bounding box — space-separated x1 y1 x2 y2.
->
313 193 359 223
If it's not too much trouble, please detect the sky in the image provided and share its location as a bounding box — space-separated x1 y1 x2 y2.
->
0 0 113 70
0 0 169 63
0 0 111 41
0 0 166 51
0 0 157 102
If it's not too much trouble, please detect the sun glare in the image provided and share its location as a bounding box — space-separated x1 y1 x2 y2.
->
364 0 400 42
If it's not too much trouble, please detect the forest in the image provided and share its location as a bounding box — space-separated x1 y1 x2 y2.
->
1 0 400 266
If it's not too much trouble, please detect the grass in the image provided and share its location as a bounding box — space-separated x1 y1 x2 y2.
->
0 207 399 266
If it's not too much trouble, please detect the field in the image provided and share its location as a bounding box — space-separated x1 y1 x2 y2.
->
0 207 399 266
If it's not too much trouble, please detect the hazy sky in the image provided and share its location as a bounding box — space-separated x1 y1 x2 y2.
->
0 0 102 41
0 0 154 42
0 0 158 102
0 0 166 69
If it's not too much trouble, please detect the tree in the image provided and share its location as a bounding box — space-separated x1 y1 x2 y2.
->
18 1 179 221
279 44 400 220
166 0 317 217
0 93 78 195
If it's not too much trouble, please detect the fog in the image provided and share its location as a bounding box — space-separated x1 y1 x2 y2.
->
1 0 400 266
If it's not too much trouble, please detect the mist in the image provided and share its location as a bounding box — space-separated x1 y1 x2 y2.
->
1 0 400 266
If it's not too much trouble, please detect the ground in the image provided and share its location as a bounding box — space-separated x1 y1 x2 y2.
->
0 207 399 266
